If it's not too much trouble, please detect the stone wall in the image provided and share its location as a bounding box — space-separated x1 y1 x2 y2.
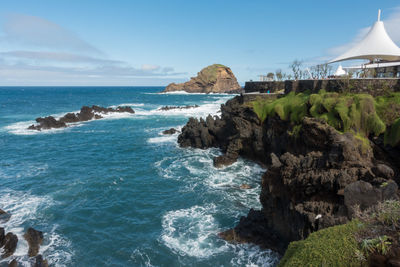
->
245 78 400 96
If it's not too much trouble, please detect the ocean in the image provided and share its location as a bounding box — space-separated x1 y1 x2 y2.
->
0 87 278 266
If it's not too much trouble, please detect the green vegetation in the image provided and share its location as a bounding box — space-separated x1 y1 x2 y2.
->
278 220 363 267
251 90 400 146
279 200 400 267
198 64 227 83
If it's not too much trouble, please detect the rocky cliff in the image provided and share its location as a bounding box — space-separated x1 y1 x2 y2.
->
163 64 242 94
177 93 400 259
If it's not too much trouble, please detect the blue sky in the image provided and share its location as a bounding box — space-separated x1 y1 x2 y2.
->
0 0 399 86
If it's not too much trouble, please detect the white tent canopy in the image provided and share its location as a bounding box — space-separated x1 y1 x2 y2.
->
334 65 347 76
329 10 400 64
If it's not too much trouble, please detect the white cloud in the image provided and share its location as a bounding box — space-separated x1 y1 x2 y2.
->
0 14 101 54
0 14 184 85
141 64 160 71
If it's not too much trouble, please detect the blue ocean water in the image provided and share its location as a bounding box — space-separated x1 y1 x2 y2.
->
0 87 278 266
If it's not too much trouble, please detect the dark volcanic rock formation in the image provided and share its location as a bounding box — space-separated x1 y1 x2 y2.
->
33 254 49 267
177 95 400 254
28 105 134 131
0 209 11 223
24 227 44 257
163 64 242 94
2 232 18 258
162 128 179 135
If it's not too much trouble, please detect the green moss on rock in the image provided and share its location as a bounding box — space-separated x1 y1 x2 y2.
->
278 220 363 267
251 90 398 143
197 64 227 84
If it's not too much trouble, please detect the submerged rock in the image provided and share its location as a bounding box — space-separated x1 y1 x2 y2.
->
163 64 242 94
24 227 44 257
8 259 18 267
239 184 251 189
162 128 179 135
27 105 135 131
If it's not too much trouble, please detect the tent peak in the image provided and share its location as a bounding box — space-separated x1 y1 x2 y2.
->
378 9 381 22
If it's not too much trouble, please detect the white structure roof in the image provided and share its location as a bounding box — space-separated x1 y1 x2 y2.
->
329 10 400 63
334 65 347 76
345 61 400 69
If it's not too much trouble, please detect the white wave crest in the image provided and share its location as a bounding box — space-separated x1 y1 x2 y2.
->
161 204 229 258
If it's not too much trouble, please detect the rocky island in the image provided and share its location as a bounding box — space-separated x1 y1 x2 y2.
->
178 90 400 266
162 64 242 94
27 105 134 131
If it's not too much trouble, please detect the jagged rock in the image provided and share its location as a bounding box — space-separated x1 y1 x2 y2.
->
0 209 11 223
28 116 66 131
24 227 44 257
59 112 79 123
163 64 241 93
8 259 18 267
178 94 400 254
28 105 135 131
162 128 179 135
2 232 18 258
158 105 199 111
33 255 48 267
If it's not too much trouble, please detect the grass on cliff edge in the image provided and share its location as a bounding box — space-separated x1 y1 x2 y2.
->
251 90 400 146
278 220 362 267
279 200 400 267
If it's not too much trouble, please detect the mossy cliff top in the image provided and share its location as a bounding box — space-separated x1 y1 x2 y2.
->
251 90 400 147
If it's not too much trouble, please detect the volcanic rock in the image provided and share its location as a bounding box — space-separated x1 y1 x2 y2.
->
2 232 18 258
162 128 179 135
8 259 18 267
33 255 48 267
24 227 44 257
177 94 400 254
0 209 11 223
163 64 241 93
0 227 4 247
28 105 135 131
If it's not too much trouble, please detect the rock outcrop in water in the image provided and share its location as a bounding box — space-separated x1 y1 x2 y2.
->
163 64 242 94
158 105 199 111
0 209 49 266
177 94 400 256
28 105 134 131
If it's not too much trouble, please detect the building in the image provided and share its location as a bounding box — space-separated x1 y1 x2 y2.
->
329 10 400 78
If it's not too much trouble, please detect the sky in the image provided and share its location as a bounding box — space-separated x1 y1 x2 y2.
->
0 0 399 86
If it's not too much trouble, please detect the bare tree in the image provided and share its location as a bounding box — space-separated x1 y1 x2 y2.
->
267 72 275 80
290 60 303 80
275 69 283 81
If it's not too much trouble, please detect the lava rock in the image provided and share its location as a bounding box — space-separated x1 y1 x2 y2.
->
8 259 18 267
0 227 5 247
240 184 251 189
24 227 44 257
28 105 135 130
33 254 48 267
2 232 18 258
162 128 179 135
0 209 11 223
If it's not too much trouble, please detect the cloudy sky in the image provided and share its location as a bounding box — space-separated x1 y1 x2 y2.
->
0 0 399 86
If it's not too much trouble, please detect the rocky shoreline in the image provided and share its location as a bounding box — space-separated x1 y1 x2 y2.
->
177 94 400 263
0 209 48 266
28 105 134 131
